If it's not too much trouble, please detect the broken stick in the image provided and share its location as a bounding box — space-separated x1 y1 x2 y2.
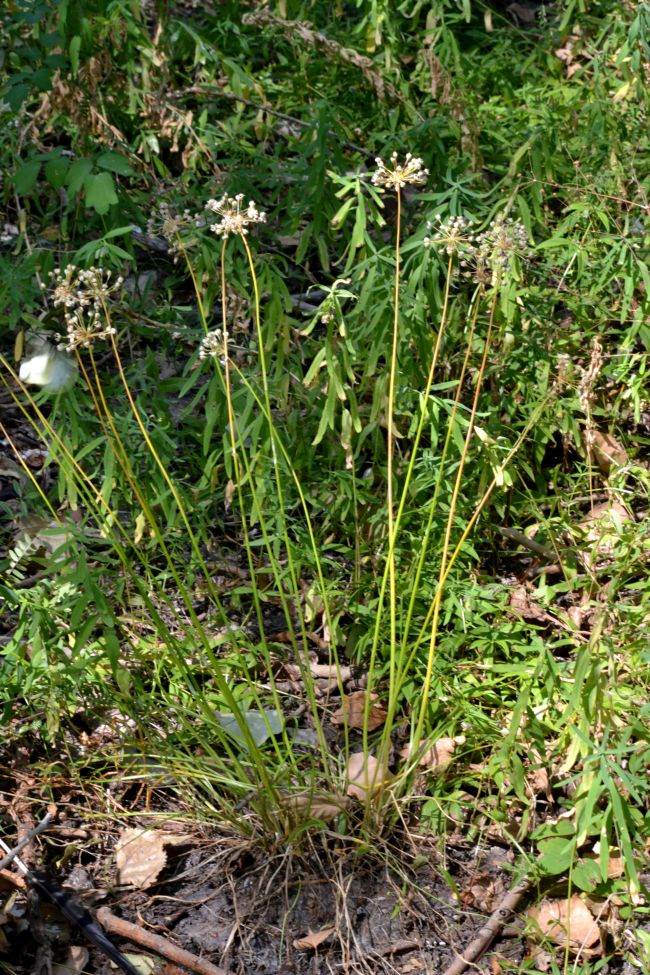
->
97 907 231 975
441 873 533 975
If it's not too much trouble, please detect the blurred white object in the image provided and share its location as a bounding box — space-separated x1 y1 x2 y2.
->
19 336 78 393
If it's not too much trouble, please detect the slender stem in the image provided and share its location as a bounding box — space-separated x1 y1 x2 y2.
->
383 187 401 743
390 286 483 723
412 282 499 753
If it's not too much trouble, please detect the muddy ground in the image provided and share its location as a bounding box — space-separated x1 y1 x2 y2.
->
1 767 534 975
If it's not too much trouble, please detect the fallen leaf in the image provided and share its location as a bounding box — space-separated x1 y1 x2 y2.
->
399 959 425 973
400 736 465 774
122 955 157 975
585 430 627 475
528 895 601 953
115 829 191 889
577 500 631 563
224 478 236 510
509 587 553 623
281 792 349 823
528 766 552 800
215 708 284 748
332 691 387 730
308 662 352 680
526 945 553 971
346 752 389 799
293 926 335 950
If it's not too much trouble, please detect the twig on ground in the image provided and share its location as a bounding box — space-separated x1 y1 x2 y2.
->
97 907 231 975
0 805 57 871
441 873 533 975
0 819 142 975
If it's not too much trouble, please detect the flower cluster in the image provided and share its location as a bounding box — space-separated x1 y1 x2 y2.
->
46 266 121 351
199 329 226 361
372 152 429 191
424 213 530 284
424 214 474 256
56 308 116 352
473 215 530 274
146 202 195 257
205 194 266 239
49 265 123 311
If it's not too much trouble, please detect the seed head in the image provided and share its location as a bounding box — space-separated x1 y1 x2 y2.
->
146 202 195 258
48 265 123 312
474 215 529 273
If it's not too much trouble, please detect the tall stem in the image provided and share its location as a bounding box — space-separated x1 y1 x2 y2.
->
385 187 401 719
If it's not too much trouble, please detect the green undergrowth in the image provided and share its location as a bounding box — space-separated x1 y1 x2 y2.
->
1 0 650 968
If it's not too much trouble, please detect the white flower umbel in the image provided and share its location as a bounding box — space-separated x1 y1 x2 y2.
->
199 329 226 361
372 152 429 191
424 214 474 256
56 308 116 352
48 265 123 312
205 194 266 239
19 337 78 393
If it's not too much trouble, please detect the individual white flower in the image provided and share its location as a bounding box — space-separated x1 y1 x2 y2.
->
372 152 429 190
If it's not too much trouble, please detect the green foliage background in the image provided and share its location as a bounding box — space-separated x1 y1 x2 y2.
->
1 0 650 937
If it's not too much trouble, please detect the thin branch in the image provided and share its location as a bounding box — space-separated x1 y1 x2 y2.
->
97 907 231 975
0 806 56 871
441 873 533 975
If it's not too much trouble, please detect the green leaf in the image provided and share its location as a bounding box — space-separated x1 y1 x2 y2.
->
7 82 29 111
14 160 41 195
96 151 133 176
572 858 602 892
83 172 118 214
69 35 81 76
45 153 70 190
66 157 94 194
32 67 53 92
537 836 576 876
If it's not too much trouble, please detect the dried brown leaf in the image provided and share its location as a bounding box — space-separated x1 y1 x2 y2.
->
578 500 631 561
400 736 465 773
526 945 553 971
309 662 352 681
281 792 349 823
509 587 552 623
399 958 425 973
528 895 600 953
332 691 387 730
115 828 191 890
293 927 335 950
346 752 389 799
528 766 552 800
586 430 627 475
